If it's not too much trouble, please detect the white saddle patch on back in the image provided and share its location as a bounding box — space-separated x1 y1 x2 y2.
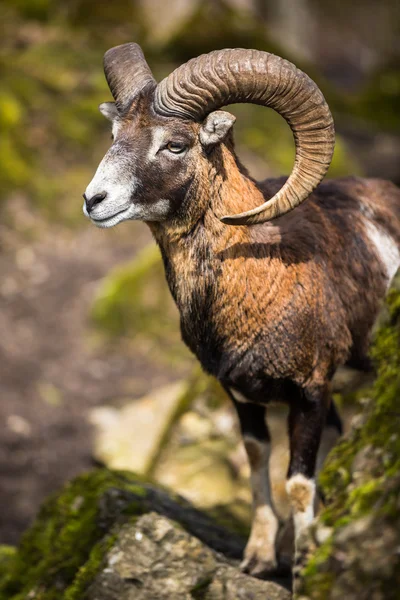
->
365 221 400 287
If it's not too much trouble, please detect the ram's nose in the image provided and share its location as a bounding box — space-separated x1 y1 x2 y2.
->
83 191 107 213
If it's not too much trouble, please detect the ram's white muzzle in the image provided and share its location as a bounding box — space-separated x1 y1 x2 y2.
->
83 145 137 228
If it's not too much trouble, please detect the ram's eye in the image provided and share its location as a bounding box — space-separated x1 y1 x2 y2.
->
166 142 186 154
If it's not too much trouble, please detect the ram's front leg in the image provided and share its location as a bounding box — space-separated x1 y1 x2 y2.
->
286 385 329 589
231 394 279 576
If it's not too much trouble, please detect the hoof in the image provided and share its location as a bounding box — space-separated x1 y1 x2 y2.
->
240 554 278 578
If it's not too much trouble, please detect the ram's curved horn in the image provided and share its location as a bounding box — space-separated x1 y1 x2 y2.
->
104 43 156 112
154 49 335 225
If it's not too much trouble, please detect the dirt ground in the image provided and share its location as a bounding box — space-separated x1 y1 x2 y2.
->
0 197 184 545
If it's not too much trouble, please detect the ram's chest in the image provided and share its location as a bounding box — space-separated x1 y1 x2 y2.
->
165 244 325 386
163 244 226 373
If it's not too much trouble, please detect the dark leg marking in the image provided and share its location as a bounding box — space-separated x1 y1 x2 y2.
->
286 385 330 545
229 390 279 576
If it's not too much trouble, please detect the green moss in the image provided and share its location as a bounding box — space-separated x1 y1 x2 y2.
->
318 437 362 525
63 533 117 600
0 546 16 582
0 469 151 600
347 479 383 516
301 572 335 599
299 284 400 596
301 538 335 598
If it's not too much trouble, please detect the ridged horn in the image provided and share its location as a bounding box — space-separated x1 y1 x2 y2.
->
154 48 335 225
104 43 156 112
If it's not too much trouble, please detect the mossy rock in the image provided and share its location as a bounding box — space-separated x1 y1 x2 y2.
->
85 511 289 600
298 281 400 599
0 469 244 600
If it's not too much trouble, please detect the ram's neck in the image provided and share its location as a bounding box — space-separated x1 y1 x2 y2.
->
147 146 290 371
208 145 266 227
148 149 238 282
149 145 279 317
152 144 264 241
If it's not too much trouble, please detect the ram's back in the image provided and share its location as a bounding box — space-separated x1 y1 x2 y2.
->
256 176 400 369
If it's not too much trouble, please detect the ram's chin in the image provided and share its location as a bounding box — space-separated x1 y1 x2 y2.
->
84 199 171 228
91 207 133 228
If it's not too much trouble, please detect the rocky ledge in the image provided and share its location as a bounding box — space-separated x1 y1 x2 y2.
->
0 469 290 600
297 282 400 600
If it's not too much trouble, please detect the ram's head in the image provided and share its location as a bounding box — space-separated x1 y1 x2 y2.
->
84 43 335 228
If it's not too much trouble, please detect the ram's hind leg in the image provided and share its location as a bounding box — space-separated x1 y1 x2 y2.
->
231 393 279 576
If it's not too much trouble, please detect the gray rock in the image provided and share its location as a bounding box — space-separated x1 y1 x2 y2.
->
0 470 291 599
88 512 290 600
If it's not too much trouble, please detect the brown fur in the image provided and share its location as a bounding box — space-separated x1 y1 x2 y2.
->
150 140 400 395
92 80 400 398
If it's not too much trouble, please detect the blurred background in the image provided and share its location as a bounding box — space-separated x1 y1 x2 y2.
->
0 0 399 545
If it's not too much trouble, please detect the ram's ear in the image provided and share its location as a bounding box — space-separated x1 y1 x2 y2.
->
199 110 236 149
99 102 119 121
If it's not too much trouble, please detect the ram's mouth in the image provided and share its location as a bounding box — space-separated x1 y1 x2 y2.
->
90 207 131 228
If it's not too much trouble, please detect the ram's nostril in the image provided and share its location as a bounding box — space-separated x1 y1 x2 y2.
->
85 191 107 213
92 192 107 206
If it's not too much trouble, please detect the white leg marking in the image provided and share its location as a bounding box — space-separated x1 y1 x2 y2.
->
241 435 279 574
364 221 400 287
286 474 316 545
